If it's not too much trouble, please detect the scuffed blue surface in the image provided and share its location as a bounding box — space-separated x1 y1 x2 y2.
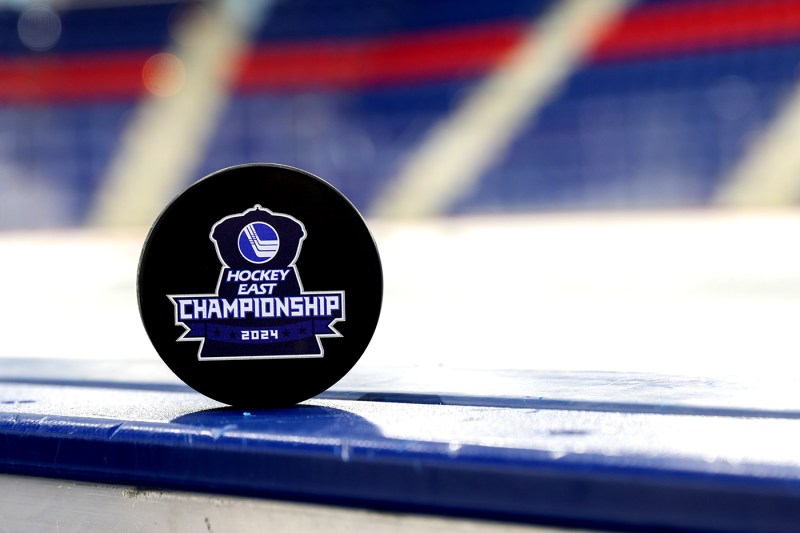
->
2 359 800 531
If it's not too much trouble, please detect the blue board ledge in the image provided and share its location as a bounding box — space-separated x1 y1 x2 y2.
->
2 359 800 532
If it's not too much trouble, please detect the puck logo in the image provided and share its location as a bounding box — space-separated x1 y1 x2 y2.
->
238 222 279 263
169 205 345 360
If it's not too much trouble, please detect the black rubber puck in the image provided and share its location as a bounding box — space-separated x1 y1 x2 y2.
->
137 164 382 407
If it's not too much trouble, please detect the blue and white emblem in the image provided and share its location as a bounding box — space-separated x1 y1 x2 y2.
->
169 205 345 361
238 222 279 263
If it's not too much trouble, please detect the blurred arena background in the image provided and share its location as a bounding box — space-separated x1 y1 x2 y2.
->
4 0 800 226
2 0 800 376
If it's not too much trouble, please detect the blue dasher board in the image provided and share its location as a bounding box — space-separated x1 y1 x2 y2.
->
2 358 800 532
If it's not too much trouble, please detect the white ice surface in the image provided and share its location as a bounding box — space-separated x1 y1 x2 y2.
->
2 210 800 379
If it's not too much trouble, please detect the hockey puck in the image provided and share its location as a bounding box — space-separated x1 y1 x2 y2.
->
137 164 382 407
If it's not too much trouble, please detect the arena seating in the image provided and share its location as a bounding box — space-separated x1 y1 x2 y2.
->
2 0 800 227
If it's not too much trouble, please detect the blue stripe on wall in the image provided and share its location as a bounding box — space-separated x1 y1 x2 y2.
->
0 3 179 55
255 0 550 42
